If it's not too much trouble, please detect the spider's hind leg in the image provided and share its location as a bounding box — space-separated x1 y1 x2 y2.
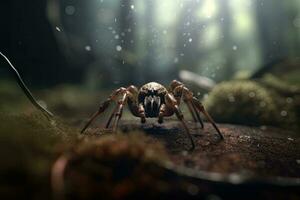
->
192 97 224 140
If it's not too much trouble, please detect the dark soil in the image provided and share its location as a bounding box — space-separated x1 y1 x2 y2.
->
75 120 300 200
112 120 300 178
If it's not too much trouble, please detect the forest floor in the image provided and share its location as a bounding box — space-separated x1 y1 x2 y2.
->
87 120 300 178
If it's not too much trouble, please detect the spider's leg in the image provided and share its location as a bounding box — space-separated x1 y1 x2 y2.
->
192 97 224 140
184 100 197 123
138 103 146 123
81 87 127 133
158 104 166 123
126 85 146 123
190 101 204 128
165 93 195 151
171 81 204 128
111 92 129 133
105 105 119 128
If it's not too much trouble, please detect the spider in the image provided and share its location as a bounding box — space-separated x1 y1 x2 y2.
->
81 80 224 150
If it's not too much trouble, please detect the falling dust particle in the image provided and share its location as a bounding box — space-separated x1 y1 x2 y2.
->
116 45 122 51
85 46 91 51
55 27 61 32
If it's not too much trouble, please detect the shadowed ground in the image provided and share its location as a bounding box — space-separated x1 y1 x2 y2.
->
87 120 300 178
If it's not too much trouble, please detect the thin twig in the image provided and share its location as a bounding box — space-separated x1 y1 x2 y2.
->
0 51 53 119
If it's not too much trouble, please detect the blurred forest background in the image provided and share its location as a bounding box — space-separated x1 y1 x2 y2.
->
1 0 300 89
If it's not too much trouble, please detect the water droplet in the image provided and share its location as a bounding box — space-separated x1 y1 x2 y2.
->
174 57 179 63
114 34 119 39
287 137 294 141
65 5 76 15
85 45 91 51
286 97 293 103
131 5 135 10
248 92 256 98
232 45 238 51
163 30 167 34
188 38 192 42
116 45 122 51
280 110 287 117
259 101 266 107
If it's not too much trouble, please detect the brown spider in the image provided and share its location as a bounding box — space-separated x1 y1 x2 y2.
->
81 80 223 150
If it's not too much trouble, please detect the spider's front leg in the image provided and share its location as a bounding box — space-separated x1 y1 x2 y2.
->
126 85 146 124
81 87 127 133
170 80 224 140
105 85 144 132
165 93 195 151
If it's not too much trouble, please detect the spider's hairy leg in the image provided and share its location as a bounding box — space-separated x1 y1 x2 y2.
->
105 105 119 128
125 85 146 123
165 93 195 151
178 85 204 128
170 80 204 128
192 97 224 140
106 85 139 128
138 104 146 123
158 104 166 123
184 99 198 123
111 92 128 133
81 87 127 133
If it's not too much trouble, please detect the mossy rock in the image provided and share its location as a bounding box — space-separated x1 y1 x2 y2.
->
203 80 299 131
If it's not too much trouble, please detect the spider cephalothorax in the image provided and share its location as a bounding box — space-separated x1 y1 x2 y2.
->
138 82 167 118
81 80 224 150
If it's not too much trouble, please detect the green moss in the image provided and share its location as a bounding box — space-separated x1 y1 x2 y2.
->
41 84 102 118
0 112 78 199
260 74 300 95
0 80 28 112
203 80 299 131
